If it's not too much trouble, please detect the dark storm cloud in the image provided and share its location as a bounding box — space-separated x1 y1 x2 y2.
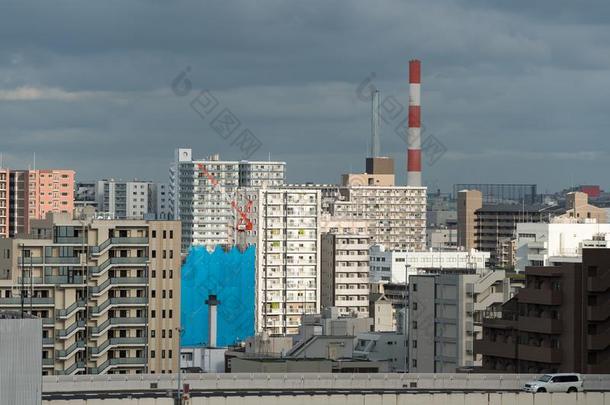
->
0 0 609 190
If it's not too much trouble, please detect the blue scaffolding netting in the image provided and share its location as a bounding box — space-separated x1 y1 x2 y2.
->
180 245 255 347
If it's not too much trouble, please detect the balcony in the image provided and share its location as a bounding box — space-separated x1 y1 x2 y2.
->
89 257 149 276
90 237 149 255
58 320 86 339
45 275 85 285
518 344 562 363
42 358 54 367
587 334 610 351
588 271 610 292
56 300 86 319
89 337 147 357
90 316 147 336
56 340 86 360
42 337 54 347
90 277 148 295
58 361 86 375
518 288 562 305
518 316 562 334
44 257 81 265
588 304 610 321
90 297 147 315
0 297 54 306
88 357 146 374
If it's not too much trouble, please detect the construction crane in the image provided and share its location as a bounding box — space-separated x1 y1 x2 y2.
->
197 163 253 246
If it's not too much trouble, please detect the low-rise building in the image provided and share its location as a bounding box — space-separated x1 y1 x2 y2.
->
369 244 489 283
515 221 610 272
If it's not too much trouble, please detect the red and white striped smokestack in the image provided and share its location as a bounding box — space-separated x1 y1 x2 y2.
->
407 59 422 187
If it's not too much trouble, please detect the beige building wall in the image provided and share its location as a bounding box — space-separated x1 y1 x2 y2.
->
457 190 482 250
560 191 607 223
147 221 181 374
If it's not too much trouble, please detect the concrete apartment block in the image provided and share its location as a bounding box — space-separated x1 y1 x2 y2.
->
321 232 370 318
249 188 321 336
0 210 181 375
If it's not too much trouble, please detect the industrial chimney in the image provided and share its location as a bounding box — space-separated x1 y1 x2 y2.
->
205 294 220 347
370 89 380 158
407 59 422 187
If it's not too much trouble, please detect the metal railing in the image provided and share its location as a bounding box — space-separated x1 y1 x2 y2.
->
58 320 86 338
56 340 86 360
90 317 147 335
90 277 147 294
87 357 146 374
89 337 147 356
56 300 86 318
90 297 147 315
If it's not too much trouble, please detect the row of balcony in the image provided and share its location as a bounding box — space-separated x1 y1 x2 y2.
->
89 257 149 276
89 337 147 357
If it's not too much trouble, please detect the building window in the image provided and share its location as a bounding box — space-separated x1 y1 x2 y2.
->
151 290 156 298
412 321 417 330
151 350 155 358
170 230 174 239
152 250 156 258
151 310 156 318
412 359 417 367
151 330 155 338
413 302 418 310
412 340 417 348
152 270 156 278
152 230 156 238
412 284 417 292
163 230 167 239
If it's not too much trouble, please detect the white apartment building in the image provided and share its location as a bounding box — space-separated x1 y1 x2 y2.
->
369 244 489 283
515 221 610 272
329 186 427 251
408 269 509 372
248 188 321 336
169 148 285 251
321 232 370 318
96 179 153 220
0 210 181 375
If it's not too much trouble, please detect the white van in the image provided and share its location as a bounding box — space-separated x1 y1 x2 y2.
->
523 373 583 393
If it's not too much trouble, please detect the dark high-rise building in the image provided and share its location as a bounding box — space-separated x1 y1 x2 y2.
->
476 247 610 374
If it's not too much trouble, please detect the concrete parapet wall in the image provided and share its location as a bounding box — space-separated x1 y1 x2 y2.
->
43 392 610 405
43 373 610 393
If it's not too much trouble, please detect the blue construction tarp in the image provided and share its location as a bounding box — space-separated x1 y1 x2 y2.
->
180 245 255 347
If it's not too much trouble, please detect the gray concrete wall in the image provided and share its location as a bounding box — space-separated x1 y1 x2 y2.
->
43 373 610 393
0 318 42 405
43 392 610 405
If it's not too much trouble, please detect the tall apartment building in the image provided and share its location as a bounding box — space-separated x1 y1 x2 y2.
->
169 148 285 251
0 210 181 375
321 232 370 318
0 169 9 238
330 186 426 251
408 269 509 372
5 169 75 237
95 179 153 219
248 188 321 336
477 247 610 374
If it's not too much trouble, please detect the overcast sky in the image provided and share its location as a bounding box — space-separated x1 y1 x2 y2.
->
1 0 609 193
